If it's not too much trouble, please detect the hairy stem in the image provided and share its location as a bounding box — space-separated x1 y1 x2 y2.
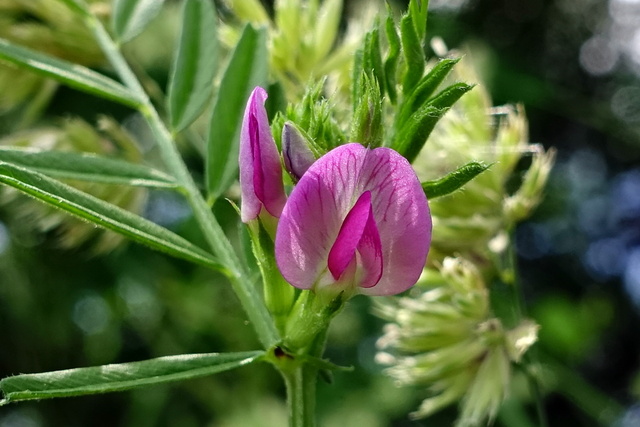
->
282 364 318 427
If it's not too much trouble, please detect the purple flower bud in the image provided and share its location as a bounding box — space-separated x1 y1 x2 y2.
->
275 143 431 296
239 87 287 223
282 122 316 181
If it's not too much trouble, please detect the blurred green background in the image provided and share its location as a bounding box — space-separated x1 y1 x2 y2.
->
1 0 639 426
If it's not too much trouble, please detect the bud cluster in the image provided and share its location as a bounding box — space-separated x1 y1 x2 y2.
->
376 258 539 426
412 52 556 265
220 0 377 101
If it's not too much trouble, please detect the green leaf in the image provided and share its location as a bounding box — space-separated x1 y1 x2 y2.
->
393 83 472 161
57 0 90 17
0 148 178 188
422 162 490 199
397 57 460 127
0 161 221 270
112 0 165 43
362 24 385 95
400 12 424 93
167 0 218 132
383 10 401 104
393 105 447 163
409 0 429 45
206 24 268 199
427 82 474 111
0 38 141 108
0 351 264 404
312 0 342 62
298 354 353 373
351 47 364 109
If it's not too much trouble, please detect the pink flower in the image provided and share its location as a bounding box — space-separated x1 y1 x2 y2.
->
239 87 287 223
275 143 431 296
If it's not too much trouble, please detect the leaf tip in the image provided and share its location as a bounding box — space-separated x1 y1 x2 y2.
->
0 385 9 407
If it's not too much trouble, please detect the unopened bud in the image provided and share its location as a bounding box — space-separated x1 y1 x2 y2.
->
504 147 556 223
505 319 539 362
349 73 383 148
282 122 317 181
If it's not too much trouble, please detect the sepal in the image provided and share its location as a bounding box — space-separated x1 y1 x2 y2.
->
246 217 295 332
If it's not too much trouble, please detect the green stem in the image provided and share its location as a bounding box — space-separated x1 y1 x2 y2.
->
502 230 623 427
70 0 280 349
501 228 549 427
525 357 549 427
282 364 318 427
125 51 207 157
277 328 328 427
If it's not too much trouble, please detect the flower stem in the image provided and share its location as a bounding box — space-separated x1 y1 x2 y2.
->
501 229 549 427
282 364 318 427
490 228 548 427
277 328 328 427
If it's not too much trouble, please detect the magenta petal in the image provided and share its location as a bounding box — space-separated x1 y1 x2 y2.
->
356 199 383 289
328 191 374 281
250 114 265 202
359 147 431 295
275 144 362 290
275 143 431 295
239 87 287 222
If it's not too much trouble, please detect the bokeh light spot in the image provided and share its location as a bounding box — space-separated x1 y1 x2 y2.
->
72 294 111 335
117 277 161 330
623 248 640 306
610 0 640 26
429 0 469 11
579 36 619 75
144 191 191 228
611 86 640 123
584 237 628 279
0 408 43 427
566 149 608 197
611 169 640 223
618 403 640 427
578 195 611 237
630 29 640 66
516 222 553 259
0 221 9 256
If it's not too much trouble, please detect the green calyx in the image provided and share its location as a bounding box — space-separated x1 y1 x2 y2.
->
247 215 295 333
284 289 347 352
